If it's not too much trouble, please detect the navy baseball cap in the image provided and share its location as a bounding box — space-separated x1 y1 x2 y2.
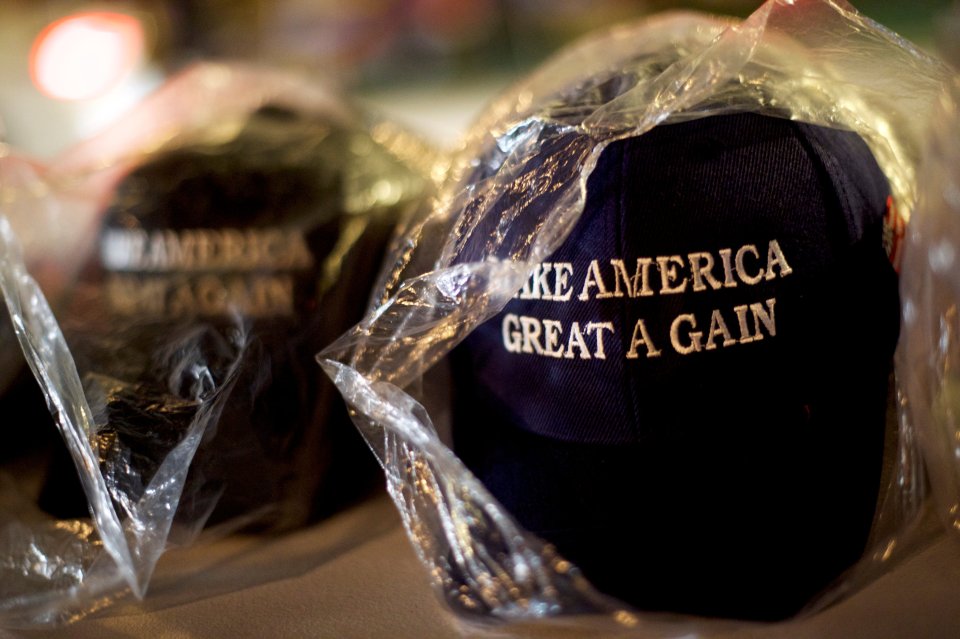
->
450 112 900 621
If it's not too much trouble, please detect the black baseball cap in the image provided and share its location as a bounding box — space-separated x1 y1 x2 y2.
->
450 112 900 621
38 105 401 530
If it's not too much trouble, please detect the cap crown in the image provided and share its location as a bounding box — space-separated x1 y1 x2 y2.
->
451 112 900 619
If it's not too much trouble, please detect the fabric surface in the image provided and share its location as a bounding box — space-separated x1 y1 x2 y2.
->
452 113 900 620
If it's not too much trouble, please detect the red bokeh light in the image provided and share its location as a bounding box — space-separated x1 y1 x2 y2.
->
30 11 145 101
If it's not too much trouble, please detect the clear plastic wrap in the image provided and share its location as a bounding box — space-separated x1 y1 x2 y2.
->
0 63 430 627
0 152 93 395
901 76 960 540
320 0 952 630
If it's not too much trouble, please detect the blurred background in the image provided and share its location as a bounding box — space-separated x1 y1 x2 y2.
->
0 0 956 156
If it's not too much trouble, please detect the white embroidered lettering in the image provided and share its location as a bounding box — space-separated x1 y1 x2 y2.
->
607 260 633 298
735 244 764 285
632 257 655 297
733 304 757 344
587 322 615 359
765 240 793 280
100 228 314 272
553 262 574 301
705 309 736 350
542 319 566 358
520 316 545 354
502 314 522 352
718 248 736 287
518 263 551 300
563 322 592 359
495 239 790 363
657 255 688 294
579 260 610 301
750 298 777 339
626 319 661 359
107 273 295 317
688 251 723 292
671 313 703 354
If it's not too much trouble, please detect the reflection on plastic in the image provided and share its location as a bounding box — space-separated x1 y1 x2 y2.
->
901 77 960 539
0 63 430 627
320 0 950 630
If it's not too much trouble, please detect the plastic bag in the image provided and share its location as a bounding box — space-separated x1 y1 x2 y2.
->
0 153 91 394
0 63 430 627
321 0 951 630
901 76 960 541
